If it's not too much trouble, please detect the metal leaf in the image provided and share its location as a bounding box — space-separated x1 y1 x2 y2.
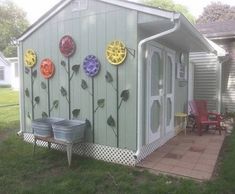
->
25 67 30 74
120 90 129 102
60 86 67 96
42 112 48 118
107 115 115 127
53 100 59 109
72 64 80 74
27 112 31 119
85 119 91 128
61 60 66 67
25 88 30 98
81 79 88 90
105 71 113 83
72 109 80 118
97 99 105 108
41 81 47 89
34 96 40 104
32 70 37 78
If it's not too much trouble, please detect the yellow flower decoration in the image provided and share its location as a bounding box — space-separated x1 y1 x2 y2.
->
106 40 127 65
24 49 37 68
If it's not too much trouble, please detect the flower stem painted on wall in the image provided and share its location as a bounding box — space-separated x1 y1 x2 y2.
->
82 55 102 143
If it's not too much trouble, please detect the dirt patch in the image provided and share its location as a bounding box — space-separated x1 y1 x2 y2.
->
0 131 8 142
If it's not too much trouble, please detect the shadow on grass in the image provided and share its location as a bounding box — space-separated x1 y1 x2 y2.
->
1 128 235 194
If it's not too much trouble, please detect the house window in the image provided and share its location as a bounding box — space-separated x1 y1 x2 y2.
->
14 62 19 77
0 66 4 80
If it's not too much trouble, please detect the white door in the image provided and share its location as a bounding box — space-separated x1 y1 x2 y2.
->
164 51 175 135
146 44 175 144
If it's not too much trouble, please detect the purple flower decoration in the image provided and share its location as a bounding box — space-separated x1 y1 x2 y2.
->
83 55 100 77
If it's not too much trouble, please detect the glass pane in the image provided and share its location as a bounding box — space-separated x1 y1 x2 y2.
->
151 100 160 133
166 56 172 94
166 98 172 126
151 52 161 96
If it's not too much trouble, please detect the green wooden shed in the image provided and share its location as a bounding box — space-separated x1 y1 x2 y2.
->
18 0 215 166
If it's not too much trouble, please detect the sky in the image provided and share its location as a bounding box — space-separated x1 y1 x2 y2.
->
9 0 235 24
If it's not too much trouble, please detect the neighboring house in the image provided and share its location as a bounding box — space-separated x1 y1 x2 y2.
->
18 0 215 166
0 52 19 90
0 52 11 87
7 57 20 90
189 39 226 113
193 20 235 113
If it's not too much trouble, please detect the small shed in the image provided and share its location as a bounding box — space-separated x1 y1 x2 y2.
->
18 0 214 166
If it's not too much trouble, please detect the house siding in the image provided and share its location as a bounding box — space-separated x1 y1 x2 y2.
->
190 52 220 112
221 40 235 112
20 0 138 150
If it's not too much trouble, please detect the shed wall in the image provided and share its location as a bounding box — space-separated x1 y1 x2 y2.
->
20 0 137 150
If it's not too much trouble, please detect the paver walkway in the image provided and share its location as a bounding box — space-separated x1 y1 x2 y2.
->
137 130 226 181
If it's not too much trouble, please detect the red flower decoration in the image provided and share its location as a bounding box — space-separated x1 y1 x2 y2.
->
40 59 55 79
59 35 76 57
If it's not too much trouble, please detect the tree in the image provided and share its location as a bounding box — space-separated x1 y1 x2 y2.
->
0 0 29 57
141 0 195 23
197 2 235 24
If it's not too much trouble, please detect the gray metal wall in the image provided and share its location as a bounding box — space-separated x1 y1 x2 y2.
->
190 52 219 112
20 0 138 150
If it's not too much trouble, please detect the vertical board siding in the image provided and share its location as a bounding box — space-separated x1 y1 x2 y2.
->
222 42 235 112
21 0 137 150
190 52 219 111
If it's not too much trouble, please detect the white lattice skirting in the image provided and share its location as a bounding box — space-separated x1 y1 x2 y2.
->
23 133 136 166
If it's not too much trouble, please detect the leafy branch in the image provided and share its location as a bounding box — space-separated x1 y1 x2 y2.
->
81 79 92 96
94 99 105 113
107 115 117 137
105 71 117 91
118 90 129 110
60 86 69 103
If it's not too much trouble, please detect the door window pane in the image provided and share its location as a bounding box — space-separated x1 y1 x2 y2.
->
151 100 160 133
166 98 172 126
151 52 161 96
166 56 172 94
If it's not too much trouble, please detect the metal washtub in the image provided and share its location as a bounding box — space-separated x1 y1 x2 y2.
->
32 118 65 137
52 120 86 143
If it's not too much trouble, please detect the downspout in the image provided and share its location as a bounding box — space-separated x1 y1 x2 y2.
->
134 17 180 160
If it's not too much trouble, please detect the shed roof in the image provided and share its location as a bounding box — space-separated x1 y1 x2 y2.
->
196 20 235 40
0 52 10 66
17 0 214 53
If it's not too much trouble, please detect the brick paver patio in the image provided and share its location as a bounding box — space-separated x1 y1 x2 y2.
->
137 130 226 181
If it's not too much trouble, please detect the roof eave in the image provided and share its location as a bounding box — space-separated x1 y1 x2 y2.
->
180 16 215 53
18 0 73 42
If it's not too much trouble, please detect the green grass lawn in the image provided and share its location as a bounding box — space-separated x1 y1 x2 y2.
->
1 88 235 193
0 88 20 130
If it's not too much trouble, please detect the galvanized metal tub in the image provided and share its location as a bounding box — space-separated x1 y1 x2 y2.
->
52 120 86 143
32 118 64 137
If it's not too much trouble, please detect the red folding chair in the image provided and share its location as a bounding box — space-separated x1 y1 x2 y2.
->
189 100 223 136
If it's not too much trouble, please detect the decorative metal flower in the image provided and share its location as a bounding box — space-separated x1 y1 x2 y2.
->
59 35 76 57
40 58 55 79
24 49 37 68
83 55 100 77
106 40 127 65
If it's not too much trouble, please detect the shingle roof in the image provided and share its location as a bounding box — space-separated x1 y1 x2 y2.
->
196 20 235 39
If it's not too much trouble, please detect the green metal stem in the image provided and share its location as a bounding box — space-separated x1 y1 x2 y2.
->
68 58 71 119
31 68 34 120
92 77 95 143
47 79 51 117
116 67 119 148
